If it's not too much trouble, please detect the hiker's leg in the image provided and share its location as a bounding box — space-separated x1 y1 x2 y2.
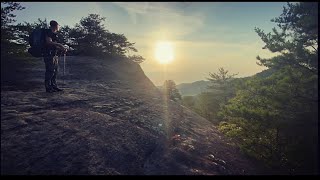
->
44 56 53 89
51 55 59 88
44 53 55 90
50 53 63 92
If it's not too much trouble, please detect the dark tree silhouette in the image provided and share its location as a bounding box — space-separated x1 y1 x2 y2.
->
163 80 182 102
1 2 25 57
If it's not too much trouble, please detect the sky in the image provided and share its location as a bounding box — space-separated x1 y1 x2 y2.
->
13 2 288 86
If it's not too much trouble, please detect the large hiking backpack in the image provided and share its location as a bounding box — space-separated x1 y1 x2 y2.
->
28 28 46 57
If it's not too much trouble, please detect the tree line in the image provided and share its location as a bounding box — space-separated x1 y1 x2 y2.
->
1 2 145 63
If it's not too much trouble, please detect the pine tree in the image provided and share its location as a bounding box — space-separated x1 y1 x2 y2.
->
163 80 182 102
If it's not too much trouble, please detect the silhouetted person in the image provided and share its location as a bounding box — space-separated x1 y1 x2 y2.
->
43 20 67 93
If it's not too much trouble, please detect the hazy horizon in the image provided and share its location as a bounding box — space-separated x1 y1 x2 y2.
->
13 2 287 86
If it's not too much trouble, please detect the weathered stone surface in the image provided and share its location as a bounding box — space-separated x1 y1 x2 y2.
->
1 56 263 175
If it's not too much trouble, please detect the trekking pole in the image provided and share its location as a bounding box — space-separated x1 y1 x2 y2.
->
63 52 66 86
63 53 65 77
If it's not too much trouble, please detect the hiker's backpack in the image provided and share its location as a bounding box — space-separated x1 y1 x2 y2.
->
28 28 46 57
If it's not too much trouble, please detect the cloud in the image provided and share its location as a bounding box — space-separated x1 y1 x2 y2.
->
111 2 205 38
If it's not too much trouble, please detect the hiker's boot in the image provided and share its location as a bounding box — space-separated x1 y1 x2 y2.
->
45 81 54 93
46 88 55 93
52 86 63 92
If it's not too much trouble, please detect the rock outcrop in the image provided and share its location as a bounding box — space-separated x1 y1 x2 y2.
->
1 56 263 175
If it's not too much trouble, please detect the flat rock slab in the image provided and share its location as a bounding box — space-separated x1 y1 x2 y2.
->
1 56 263 175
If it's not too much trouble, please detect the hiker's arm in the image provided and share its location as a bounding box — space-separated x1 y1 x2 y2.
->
46 36 64 50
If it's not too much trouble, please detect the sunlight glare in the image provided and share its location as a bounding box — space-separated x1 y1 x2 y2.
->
155 41 174 64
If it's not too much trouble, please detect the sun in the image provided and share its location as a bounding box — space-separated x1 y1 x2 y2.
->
155 41 174 64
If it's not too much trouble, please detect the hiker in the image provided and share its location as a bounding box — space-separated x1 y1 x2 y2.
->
43 20 67 93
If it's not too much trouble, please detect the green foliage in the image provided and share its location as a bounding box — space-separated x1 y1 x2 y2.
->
69 14 138 57
182 96 196 108
193 92 218 122
127 55 145 64
219 2 318 174
56 25 72 47
1 2 25 28
254 2 318 73
207 68 238 89
207 68 238 101
69 14 108 56
219 67 318 173
1 2 25 58
180 68 241 124
163 80 182 102
205 67 238 122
